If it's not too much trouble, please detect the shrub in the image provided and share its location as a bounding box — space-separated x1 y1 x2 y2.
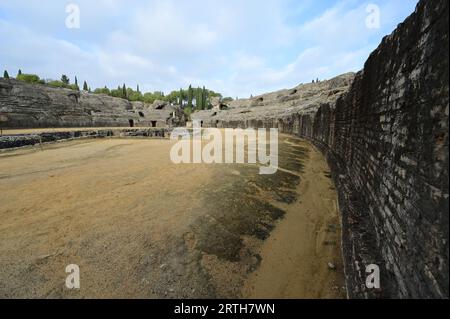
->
93 87 111 95
184 106 193 117
47 80 66 88
16 73 41 84
127 90 143 102
68 84 79 91
47 80 78 90
222 97 234 103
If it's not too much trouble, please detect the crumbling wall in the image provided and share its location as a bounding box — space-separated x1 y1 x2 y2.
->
0 79 185 128
0 128 170 150
221 0 449 298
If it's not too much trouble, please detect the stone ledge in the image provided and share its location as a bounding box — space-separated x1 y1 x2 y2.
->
0 128 172 150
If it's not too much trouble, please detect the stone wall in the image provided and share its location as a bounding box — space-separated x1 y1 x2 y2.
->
0 79 185 129
0 128 171 150
220 0 449 298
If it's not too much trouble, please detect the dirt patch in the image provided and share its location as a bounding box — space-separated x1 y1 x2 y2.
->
0 135 345 298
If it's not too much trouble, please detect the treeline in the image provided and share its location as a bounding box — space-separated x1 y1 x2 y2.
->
94 84 223 111
2 69 230 111
3 70 88 91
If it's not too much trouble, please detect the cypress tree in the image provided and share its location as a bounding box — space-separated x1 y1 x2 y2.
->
196 87 202 110
18 69 22 76
201 87 204 110
75 76 78 86
202 86 208 110
83 81 88 91
179 88 183 106
3 70 9 78
122 84 127 98
137 84 140 93
187 85 193 109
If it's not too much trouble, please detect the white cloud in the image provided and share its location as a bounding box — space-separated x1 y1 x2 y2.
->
0 0 418 97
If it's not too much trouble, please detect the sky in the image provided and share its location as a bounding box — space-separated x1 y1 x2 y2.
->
0 0 418 98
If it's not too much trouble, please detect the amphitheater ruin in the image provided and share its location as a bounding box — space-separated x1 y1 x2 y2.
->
0 0 448 299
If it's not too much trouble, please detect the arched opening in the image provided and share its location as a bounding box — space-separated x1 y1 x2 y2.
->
151 121 157 127
138 112 145 118
129 119 134 127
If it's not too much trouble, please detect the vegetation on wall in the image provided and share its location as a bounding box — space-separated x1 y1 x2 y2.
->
2 69 231 110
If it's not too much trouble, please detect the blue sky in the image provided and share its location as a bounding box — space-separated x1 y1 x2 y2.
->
0 0 418 97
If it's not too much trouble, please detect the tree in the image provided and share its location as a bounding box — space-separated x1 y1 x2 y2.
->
137 84 140 93
202 86 209 110
143 92 156 104
179 88 183 106
187 85 193 109
122 84 127 98
126 87 143 102
17 69 22 76
196 87 202 110
61 74 70 85
93 87 110 95
75 76 78 86
201 86 205 110
3 70 9 79
83 81 88 91
153 91 165 100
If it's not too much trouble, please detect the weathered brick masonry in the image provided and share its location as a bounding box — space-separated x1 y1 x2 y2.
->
220 0 449 298
0 80 185 129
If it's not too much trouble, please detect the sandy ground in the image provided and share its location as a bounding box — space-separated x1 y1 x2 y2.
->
0 134 345 298
242 138 345 298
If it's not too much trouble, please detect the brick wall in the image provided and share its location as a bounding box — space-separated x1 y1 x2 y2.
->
221 0 449 298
